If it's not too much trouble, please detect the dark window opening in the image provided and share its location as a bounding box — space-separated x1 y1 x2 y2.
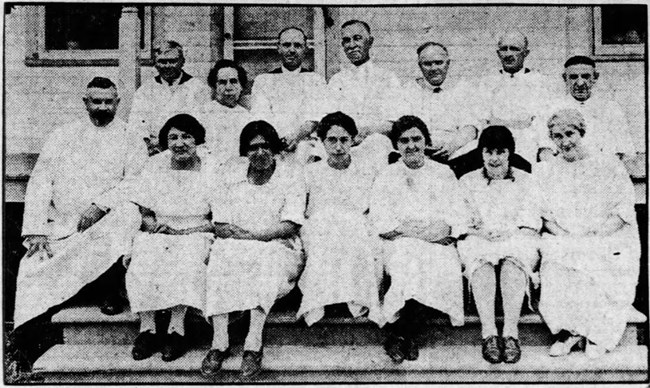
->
600 5 646 45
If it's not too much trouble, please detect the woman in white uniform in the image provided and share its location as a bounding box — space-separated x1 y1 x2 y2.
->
297 111 383 326
202 120 306 379
457 126 541 364
126 114 215 362
370 115 467 364
537 109 640 359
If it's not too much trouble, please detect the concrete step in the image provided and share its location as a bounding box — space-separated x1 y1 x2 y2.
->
52 305 646 347
32 343 648 383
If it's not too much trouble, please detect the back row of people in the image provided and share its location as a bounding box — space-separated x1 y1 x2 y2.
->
129 20 636 171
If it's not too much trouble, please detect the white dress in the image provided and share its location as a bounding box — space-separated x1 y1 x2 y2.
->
369 160 467 326
205 160 306 317
14 118 147 328
536 153 640 350
457 168 541 287
297 158 384 326
126 153 216 313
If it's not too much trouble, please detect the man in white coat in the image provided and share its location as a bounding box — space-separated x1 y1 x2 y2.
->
251 27 328 163
542 55 636 161
14 77 148 328
129 40 210 155
327 19 398 163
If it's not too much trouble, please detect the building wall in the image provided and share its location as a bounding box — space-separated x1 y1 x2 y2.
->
4 5 647 154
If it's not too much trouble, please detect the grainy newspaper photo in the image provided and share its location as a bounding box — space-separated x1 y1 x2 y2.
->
3 1 648 384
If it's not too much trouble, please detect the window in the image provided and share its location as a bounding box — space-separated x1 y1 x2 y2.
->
594 5 646 58
26 4 152 65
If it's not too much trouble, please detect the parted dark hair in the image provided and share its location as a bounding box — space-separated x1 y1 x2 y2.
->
478 125 516 157
564 55 595 68
389 115 432 149
158 114 206 150
239 120 283 156
87 77 116 89
316 111 358 140
341 19 371 34
207 59 248 89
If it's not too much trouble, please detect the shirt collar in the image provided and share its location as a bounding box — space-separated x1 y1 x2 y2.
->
482 166 516 185
154 71 193 86
417 77 443 93
499 67 531 78
281 65 303 74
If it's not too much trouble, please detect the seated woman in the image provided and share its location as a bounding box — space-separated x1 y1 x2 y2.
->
201 121 306 379
126 114 215 362
369 115 466 364
456 126 541 364
537 109 640 359
297 111 383 326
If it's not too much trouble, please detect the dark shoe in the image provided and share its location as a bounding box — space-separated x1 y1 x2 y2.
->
240 350 263 380
402 337 419 361
161 332 187 362
384 335 406 364
502 336 521 364
100 292 126 316
201 348 230 378
131 331 160 360
482 335 503 364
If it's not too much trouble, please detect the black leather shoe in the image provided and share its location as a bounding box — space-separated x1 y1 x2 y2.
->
384 335 406 364
482 335 503 364
402 337 419 361
201 348 230 378
502 336 521 364
100 292 126 316
161 332 187 362
132 331 160 360
240 350 263 380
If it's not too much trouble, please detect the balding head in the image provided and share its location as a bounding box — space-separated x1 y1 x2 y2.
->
496 31 529 74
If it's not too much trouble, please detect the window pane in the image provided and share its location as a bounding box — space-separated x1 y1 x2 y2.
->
601 5 646 45
44 4 147 50
234 6 313 40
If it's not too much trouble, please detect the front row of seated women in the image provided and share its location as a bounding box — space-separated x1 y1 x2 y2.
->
121 107 639 379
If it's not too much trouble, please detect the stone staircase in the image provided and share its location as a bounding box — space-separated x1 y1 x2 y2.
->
31 302 648 383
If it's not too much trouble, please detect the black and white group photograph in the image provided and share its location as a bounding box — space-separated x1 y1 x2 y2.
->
2 1 648 384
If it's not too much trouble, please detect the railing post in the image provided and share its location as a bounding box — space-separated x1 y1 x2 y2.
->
118 5 141 121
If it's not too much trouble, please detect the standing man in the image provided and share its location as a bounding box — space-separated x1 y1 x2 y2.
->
129 40 210 155
327 19 399 159
474 31 555 166
14 77 147 328
543 55 636 160
401 42 479 165
194 59 253 166
251 27 327 163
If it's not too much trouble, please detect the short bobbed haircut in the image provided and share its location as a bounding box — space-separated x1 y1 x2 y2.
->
389 115 432 149
207 59 248 89
478 126 516 157
239 120 283 156
316 111 358 140
158 114 206 150
547 109 586 137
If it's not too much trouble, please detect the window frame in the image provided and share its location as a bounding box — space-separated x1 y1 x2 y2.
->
593 6 645 60
24 5 153 66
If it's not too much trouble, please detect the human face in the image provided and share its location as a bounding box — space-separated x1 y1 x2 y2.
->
550 123 584 162
247 135 275 171
278 29 306 71
482 148 510 179
563 64 598 102
323 125 353 161
418 45 450 87
497 33 529 74
214 67 242 108
341 23 373 66
84 87 120 127
154 48 184 83
167 127 197 162
397 127 426 169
